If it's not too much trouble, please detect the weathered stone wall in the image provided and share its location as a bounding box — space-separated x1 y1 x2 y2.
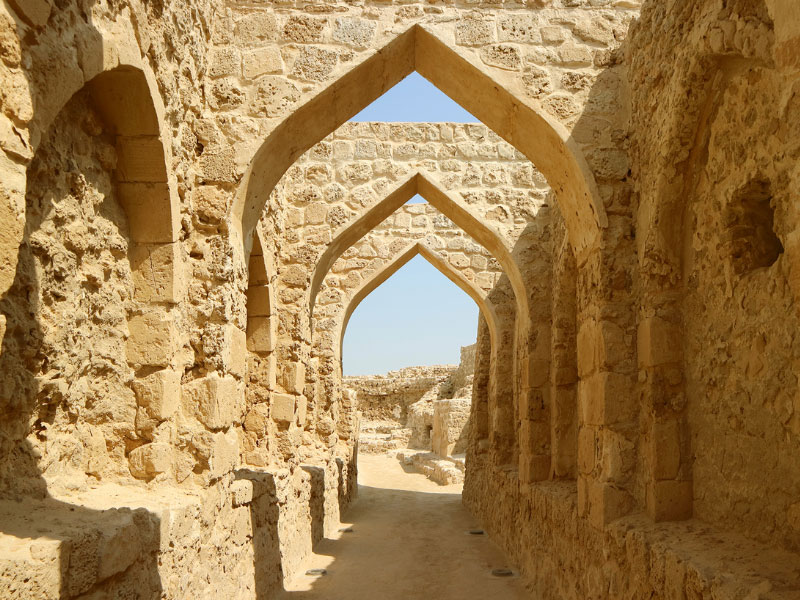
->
346 364 458 424
347 344 476 457
628 0 800 552
465 2 800 599
2 0 800 598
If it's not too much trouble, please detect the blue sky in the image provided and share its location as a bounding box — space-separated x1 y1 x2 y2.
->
342 73 481 375
350 72 477 123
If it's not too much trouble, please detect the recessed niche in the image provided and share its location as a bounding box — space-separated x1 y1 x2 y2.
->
724 179 783 275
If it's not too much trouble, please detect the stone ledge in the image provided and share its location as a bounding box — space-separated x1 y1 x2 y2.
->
467 469 800 598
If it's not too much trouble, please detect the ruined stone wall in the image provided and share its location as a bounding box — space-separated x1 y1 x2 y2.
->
3 1 800 599
628 0 800 552
346 364 458 424
347 344 476 458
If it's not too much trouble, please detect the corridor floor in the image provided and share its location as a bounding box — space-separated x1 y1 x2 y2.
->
280 454 530 599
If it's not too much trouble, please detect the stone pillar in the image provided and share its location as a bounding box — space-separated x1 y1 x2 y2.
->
518 323 551 483
576 244 637 528
639 309 692 521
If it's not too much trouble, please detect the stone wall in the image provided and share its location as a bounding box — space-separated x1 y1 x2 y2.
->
346 364 458 425
464 2 800 599
1 0 800 598
347 344 475 457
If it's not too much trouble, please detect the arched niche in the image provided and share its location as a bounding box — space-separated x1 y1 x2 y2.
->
3 63 182 483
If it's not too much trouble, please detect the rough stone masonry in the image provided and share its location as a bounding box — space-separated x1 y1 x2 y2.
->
0 0 800 598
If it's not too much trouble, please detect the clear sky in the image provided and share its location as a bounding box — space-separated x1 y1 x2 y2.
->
350 72 478 122
342 73 481 376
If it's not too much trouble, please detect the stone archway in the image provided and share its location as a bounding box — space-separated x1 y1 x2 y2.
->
307 170 527 323
234 24 606 264
305 173 523 464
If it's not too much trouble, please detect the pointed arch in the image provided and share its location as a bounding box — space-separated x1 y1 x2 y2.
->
308 170 527 326
234 25 604 265
337 242 499 361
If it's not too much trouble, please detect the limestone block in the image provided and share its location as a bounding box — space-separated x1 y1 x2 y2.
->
7 0 51 28
243 48 283 79
448 252 469 268
116 182 178 243
235 11 279 45
577 426 597 475
305 202 328 225
520 419 549 454
244 403 270 437
209 47 241 78
130 242 183 303
184 372 241 430
579 372 634 426
553 363 578 386
283 14 326 42
282 362 306 394
528 358 549 388
231 479 254 507
573 17 614 46
199 147 236 183
498 15 540 43
290 47 338 82
541 26 567 44
637 316 681 368
650 419 682 481
97 520 142 581
333 17 376 48
126 312 177 367
480 44 522 71
646 480 692 522
247 315 276 353
220 324 247 377
129 443 172 479
132 369 181 421
556 44 594 66
518 386 546 422
209 429 238 479
588 481 634 528
116 136 167 183
519 453 550 483
296 395 308 427
191 185 228 223
599 429 634 483
455 16 495 46
271 393 296 424
249 255 269 286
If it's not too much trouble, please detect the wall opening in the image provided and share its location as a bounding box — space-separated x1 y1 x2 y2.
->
343 254 480 487
725 179 784 276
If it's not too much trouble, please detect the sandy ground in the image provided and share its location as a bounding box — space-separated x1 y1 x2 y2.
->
279 454 531 599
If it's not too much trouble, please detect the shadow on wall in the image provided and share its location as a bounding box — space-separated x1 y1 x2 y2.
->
0 9 168 591
235 469 284 598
